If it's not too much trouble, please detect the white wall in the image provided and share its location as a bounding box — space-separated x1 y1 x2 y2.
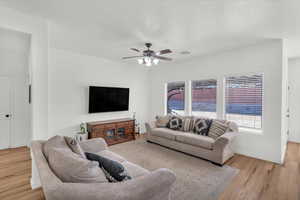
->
281 40 289 162
0 27 31 147
0 6 150 141
0 6 49 140
48 48 149 137
149 40 285 163
288 58 300 143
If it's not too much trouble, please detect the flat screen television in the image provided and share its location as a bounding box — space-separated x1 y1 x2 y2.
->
89 86 129 113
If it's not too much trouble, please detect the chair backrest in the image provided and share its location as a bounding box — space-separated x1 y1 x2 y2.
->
31 141 63 197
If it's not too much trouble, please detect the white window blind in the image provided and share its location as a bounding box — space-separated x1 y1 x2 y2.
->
167 82 185 115
225 74 263 129
192 79 217 118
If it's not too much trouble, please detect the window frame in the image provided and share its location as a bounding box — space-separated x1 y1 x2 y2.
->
191 79 218 118
165 81 186 115
163 72 264 133
224 73 264 130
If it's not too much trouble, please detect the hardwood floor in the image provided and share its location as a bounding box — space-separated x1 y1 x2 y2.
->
0 142 299 200
0 147 44 200
220 142 300 200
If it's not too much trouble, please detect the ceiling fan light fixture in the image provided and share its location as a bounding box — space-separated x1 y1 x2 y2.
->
153 58 159 65
146 61 152 67
137 58 143 64
144 57 151 63
123 43 178 67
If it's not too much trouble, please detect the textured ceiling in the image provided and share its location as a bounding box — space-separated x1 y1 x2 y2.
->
0 0 298 62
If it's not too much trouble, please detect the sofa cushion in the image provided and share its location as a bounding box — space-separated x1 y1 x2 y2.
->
176 133 215 149
65 136 86 159
193 118 212 136
48 148 107 183
167 115 184 130
151 128 183 140
95 150 126 163
85 152 132 182
43 135 72 160
208 120 228 140
155 115 171 128
122 161 150 178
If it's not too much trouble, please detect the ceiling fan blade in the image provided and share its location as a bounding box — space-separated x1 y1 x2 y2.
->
130 48 140 52
180 51 191 55
157 49 172 55
122 56 143 59
153 55 173 61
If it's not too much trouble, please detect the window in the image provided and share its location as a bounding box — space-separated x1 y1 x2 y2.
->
167 82 185 115
225 74 263 129
192 79 217 118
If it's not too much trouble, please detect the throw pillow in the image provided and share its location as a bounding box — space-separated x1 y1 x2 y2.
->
167 115 183 130
215 119 238 132
182 117 194 132
193 118 212 136
155 115 171 127
208 120 228 140
43 135 72 160
48 148 107 183
85 152 132 182
65 136 86 159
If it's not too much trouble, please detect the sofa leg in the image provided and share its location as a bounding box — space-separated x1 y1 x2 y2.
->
211 161 223 167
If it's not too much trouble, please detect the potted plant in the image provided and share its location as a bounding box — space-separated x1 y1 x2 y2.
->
75 122 88 141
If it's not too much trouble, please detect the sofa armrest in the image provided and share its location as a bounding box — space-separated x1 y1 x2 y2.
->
145 121 157 133
79 138 108 153
213 131 238 150
53 168 176 200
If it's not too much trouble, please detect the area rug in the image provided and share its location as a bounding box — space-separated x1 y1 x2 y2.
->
109 139 239 200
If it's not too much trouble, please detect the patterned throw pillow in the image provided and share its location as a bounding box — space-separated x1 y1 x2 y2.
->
208 120 228 140
193 118 212 136
167 116 183 130
182 117 194 132
85 152 132 182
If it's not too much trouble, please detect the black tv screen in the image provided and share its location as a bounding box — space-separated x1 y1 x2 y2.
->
89 86 129 113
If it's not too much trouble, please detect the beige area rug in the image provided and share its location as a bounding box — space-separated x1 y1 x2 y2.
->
109 139 239 200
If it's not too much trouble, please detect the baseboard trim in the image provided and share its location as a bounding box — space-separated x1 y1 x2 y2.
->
30 178 41 190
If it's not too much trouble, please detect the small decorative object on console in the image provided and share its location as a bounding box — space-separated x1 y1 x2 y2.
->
75 122 88 141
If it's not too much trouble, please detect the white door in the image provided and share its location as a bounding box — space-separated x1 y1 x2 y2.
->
0 77 11 149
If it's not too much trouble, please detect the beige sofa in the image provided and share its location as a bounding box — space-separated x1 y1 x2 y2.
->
31 138 176 200
145 118 238 165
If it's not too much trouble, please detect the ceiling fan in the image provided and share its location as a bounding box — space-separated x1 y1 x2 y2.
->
122 43 173 67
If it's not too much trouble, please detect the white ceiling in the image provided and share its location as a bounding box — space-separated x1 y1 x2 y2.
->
0 0 299 62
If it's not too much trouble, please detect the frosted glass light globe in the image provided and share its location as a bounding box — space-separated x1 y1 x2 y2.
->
153 58 159 65
146 62 152 67
137 58 143 64
144 57 151 63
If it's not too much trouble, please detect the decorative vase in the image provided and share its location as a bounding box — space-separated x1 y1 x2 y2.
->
75 132 88 141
